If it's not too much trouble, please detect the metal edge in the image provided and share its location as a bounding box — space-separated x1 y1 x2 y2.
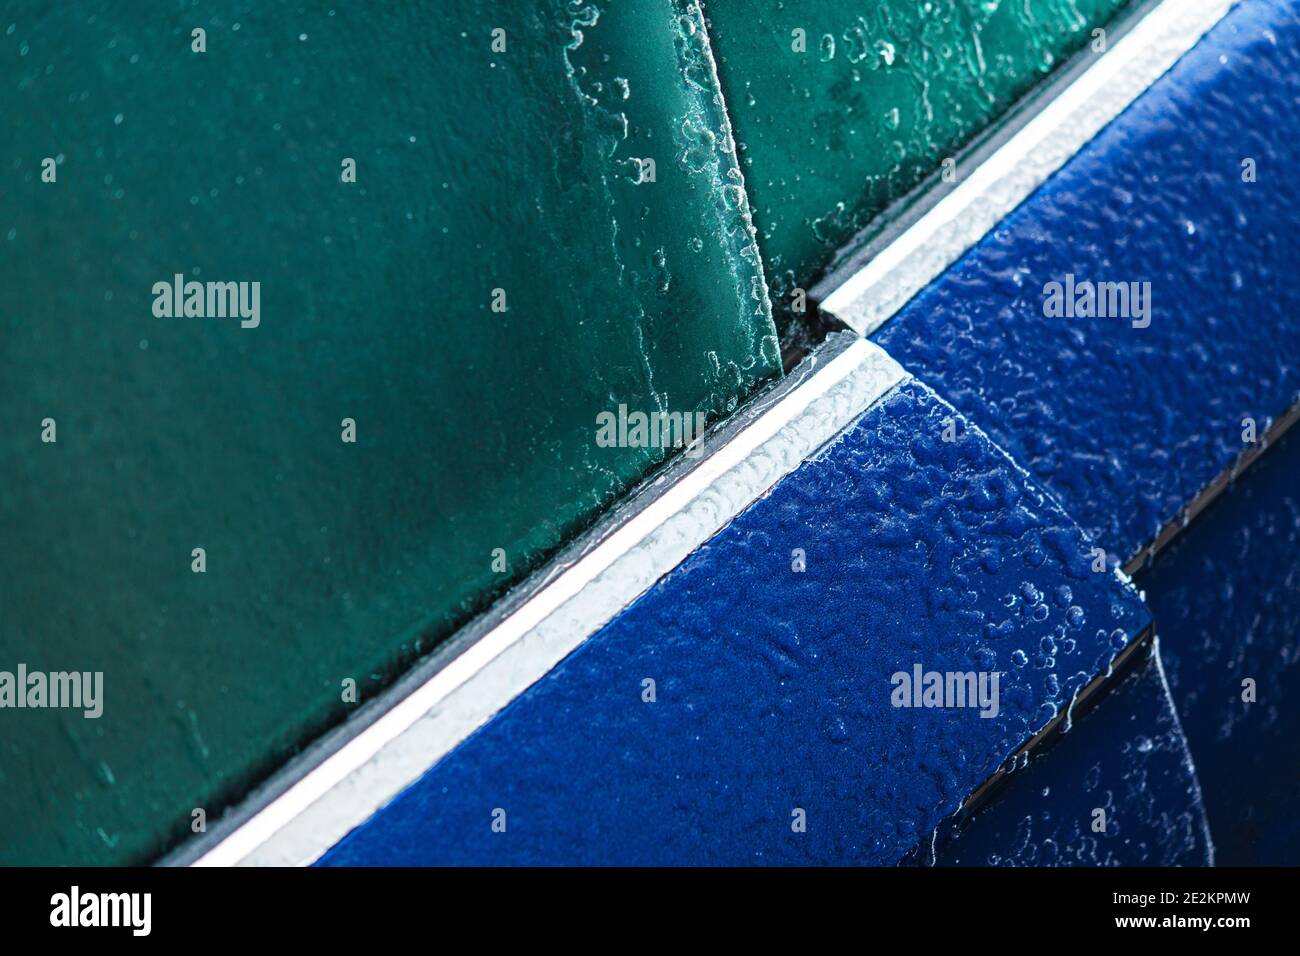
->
814 0 1238 335
1124 394 1300 577
164 332 908 866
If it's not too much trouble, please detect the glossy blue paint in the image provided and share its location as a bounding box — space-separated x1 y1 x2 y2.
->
1138 425 1300 865
319 381 1149 865
908 644 1213 866
874 0 1300 563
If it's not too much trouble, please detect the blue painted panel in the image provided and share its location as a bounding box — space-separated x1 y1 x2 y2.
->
1137 425 1300 865
875 0 1300 561
908 644 1212 866
319 381 1149 865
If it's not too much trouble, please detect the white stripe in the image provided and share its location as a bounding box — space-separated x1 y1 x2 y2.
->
182 0 1234 869
816 0 1237 335
186 337 906 866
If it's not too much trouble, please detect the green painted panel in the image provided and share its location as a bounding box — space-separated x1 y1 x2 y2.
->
702 0 1132 330
0 1 777 864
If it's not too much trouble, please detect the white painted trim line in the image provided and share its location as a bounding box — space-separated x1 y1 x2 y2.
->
816 0 1237 335
185 336 907 866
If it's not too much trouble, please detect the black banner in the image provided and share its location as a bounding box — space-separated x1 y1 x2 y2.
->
0 865 1273 941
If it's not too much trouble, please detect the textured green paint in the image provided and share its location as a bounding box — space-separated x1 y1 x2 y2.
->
702 0 1132 330
0 1 777 864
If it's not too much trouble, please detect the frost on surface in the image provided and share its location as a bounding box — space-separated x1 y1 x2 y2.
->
0 0 779 865
562 0 779 416
910 644 1214 867
1138 420 1300 864
700 0 1132 332
873 0 1300 560
319 379 1155 866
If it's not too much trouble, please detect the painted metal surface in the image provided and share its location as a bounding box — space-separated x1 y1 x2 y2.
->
873 0 1300 564
318 380 1149 865
0 0 779 867
182 336 906 867
701 0 1132 336
1138 426 1300 865
0 0 780 868
817 0 1234 336
910 642 1213 866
